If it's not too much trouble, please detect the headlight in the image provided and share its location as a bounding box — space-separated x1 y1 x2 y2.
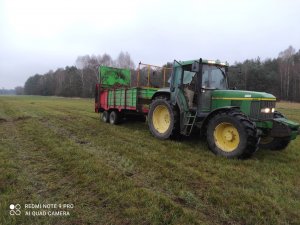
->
261 108 271 113
261 108 275 113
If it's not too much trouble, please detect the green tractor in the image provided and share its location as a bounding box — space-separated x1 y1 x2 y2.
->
148 59 299 158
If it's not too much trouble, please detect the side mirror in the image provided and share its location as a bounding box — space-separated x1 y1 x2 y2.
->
191 61 200 72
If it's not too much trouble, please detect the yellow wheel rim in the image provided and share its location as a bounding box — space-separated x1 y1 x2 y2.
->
214 122 240 152
152 105 171 134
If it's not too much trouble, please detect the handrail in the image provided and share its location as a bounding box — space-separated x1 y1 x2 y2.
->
137 62 172 88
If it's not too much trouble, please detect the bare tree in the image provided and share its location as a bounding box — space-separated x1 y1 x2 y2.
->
278 46 296 99
100 53 113 67
114 51 135 69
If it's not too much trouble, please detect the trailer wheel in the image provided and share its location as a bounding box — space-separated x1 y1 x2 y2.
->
148 98 179 139
109 111 120 125
101 111 110 123
259 111 290 151
207 109 259 159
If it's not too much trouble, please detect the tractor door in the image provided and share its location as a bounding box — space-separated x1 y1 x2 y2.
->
171 61 199 112
171 61 200 135
170 61 189 112
199 66 213 112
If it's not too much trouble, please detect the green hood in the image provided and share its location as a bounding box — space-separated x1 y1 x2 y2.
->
212 90 276 101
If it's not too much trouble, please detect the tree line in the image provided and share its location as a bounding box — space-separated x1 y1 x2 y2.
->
0 88 16 95
228 46 300 102
23 52 135 98
21 46 300 102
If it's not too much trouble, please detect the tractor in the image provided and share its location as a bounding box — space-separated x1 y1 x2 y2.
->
147 59 299 158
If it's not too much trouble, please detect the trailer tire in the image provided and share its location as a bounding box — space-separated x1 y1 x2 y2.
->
207 109 259 159
148 98 179 139
109 111 120 125
101 111 110 123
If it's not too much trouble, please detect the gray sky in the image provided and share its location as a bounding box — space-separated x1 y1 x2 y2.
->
1 0 300 89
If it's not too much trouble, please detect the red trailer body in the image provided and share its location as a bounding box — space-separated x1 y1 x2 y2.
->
95 84 158 114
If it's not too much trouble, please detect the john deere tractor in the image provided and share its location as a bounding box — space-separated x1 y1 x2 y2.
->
148 59 299 158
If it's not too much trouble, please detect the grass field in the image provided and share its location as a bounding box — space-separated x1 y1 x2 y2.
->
0 96 299 225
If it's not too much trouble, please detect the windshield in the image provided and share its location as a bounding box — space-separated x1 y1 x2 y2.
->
202 65 227 89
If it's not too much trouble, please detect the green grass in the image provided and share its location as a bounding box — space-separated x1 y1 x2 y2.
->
0 96 299 225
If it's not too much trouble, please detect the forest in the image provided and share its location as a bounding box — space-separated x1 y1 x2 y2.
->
20 46 300 102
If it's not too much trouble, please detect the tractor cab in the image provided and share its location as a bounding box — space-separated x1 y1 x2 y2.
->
170 59 229 114
167 59 230 136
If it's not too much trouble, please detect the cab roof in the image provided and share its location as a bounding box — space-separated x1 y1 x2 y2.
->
177 59 229 67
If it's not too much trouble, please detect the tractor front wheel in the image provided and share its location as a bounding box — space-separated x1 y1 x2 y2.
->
259 111 290 151
259 137 290 151
207 109 259 159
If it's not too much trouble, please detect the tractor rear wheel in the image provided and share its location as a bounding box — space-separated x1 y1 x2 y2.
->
148 98 179 139
259 111 290 151
109 111 120 125
207 109 259 159
102 111 110 123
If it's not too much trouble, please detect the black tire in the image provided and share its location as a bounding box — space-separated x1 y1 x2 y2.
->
259 137 290 151
207 109 259 159
148 98 179 139
259 111 290 151
109 111 120 125
101 111 110 123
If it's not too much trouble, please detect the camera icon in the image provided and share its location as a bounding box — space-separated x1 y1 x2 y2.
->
9 204 21 216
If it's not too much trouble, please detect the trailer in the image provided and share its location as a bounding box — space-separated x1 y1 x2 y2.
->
95 64 171 124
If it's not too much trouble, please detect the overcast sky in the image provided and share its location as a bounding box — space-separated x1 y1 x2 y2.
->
0 0 299 89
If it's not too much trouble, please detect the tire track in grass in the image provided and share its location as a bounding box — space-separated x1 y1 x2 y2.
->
1 113 129 224
0 120 22 225
0 97 170 223
17 118 132 224
1 119 93 224
11 117 201 224
36 116 220 223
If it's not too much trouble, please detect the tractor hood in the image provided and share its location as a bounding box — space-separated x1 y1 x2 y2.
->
211 90 276 101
